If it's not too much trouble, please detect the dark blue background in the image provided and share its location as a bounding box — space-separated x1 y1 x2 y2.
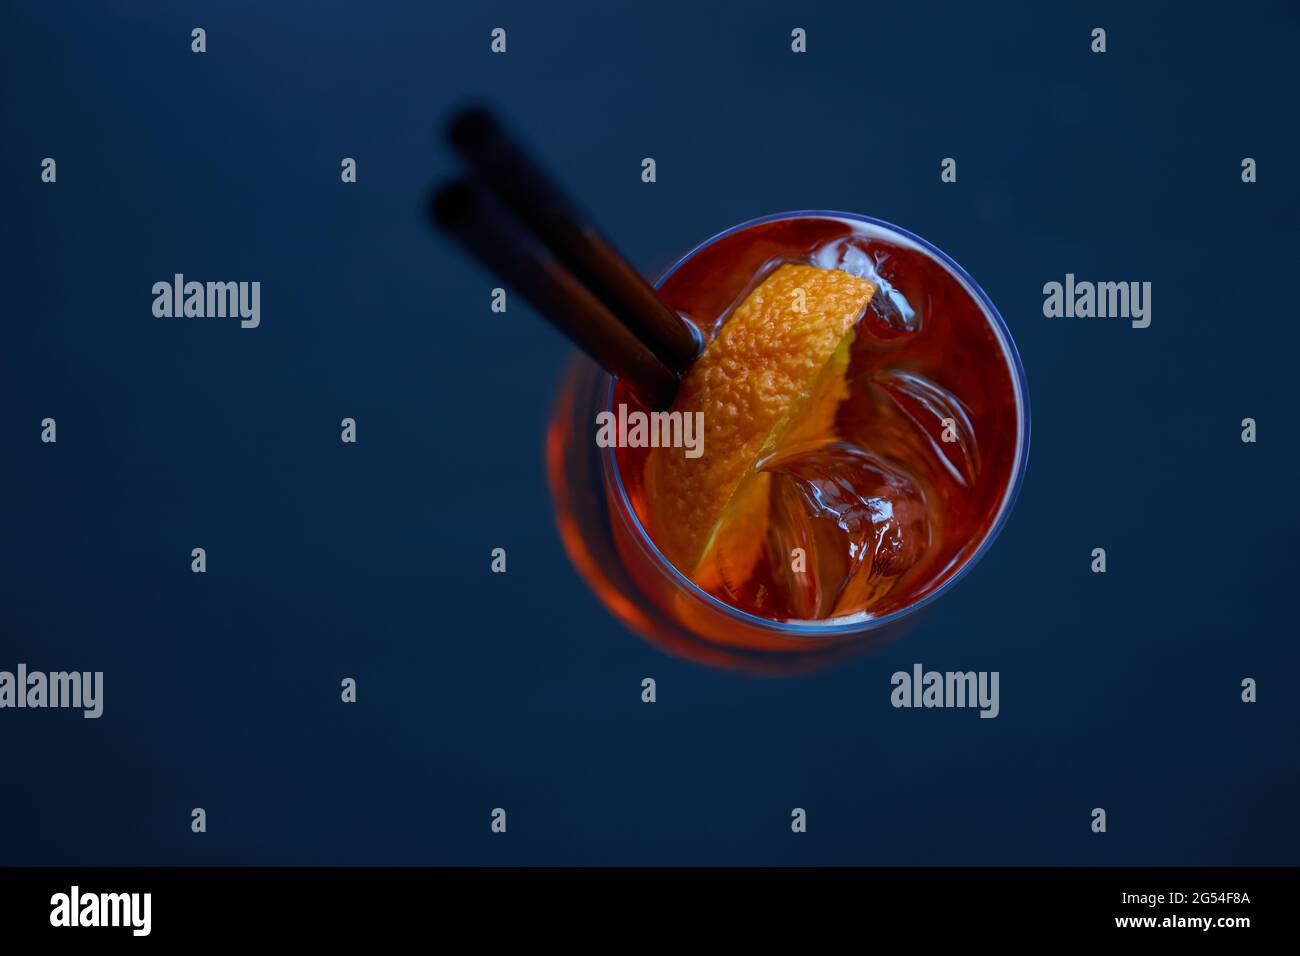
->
3 0 1297 865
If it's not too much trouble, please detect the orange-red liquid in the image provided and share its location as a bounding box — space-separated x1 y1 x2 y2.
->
613 215 1022 623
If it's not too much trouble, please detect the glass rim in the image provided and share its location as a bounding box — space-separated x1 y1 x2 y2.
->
601 209 1032 638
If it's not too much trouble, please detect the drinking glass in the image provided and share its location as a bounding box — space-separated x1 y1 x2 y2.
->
547 211 1030 672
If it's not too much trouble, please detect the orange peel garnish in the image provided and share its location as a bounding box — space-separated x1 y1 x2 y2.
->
645 263 875 581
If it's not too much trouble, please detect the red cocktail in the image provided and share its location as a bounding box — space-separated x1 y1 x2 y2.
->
550 212 1028 669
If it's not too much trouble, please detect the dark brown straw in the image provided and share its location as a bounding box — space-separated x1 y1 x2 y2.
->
448 108 700 376
431 179 680 410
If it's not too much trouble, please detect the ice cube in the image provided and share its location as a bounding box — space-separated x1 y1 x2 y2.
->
758 439 931 619
870 369 980 487
812 239 920 340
